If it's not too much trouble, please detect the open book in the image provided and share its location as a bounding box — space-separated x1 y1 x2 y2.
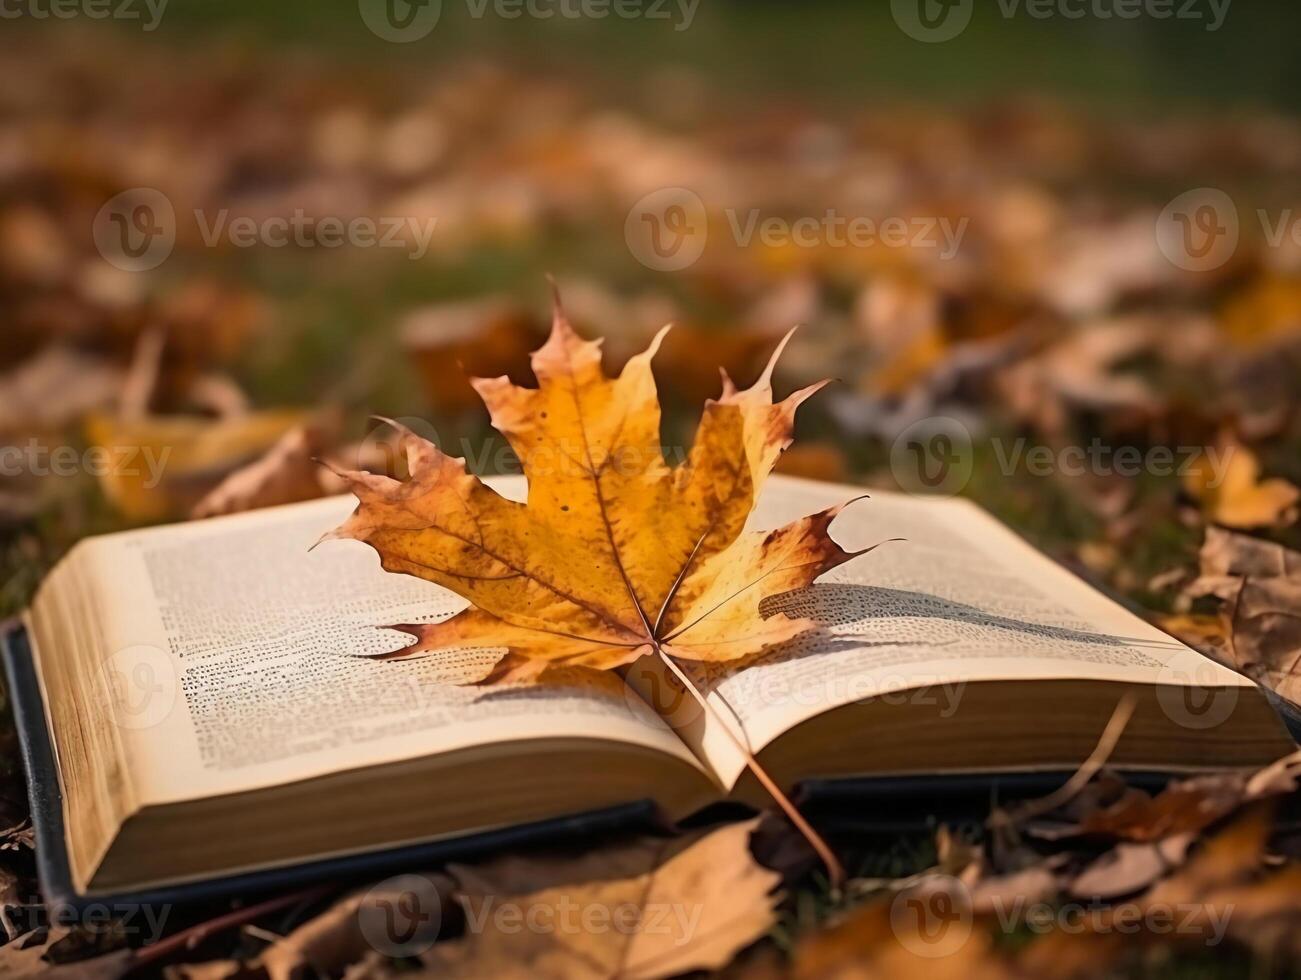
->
17 475 1292 899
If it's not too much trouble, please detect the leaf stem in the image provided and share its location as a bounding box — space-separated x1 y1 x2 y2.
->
651 644 846 892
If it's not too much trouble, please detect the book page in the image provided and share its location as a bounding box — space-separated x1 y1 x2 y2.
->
71 478 701 807
677 476 1254 787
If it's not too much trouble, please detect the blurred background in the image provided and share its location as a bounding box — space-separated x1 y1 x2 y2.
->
3 0 1301 631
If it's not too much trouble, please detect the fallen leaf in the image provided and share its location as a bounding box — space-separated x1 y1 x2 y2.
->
1153 613 1229 663
0 927 132 980
169 876 452 980
793 889 1019 980
401 296 541 415
192 421 338 519
0 347 124 437
425 820 780 979
324 293 873 682
653 321 789 407
1025 750 1301 846
1184 528 1301 706
1067 835 1194 900
1219 274 1301 351
1115 804 1301 958
1183 436 1299 529
86 409 307 521
993 316 1164 437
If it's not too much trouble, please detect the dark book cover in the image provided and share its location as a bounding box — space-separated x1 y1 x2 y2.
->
6 619 1295 915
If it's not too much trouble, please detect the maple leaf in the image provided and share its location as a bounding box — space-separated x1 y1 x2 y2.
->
323 292 872 684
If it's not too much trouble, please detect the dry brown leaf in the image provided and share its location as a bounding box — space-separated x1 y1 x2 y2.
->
424 820 780 980
793 891 1021 980
1183 437 1299 529
994 317 1163 436
652 321 789 407
323 294 874 682
1154 613 1230 663
192 422 337 519
1067 835 1195 900
1112 804 1301 957
401 296 541 415
86 409 307 521
1184 527 1301 706
0 347 124 437
1219 275 1301 351
0 927 132 980
1022 750 1301 848
169 876 452 980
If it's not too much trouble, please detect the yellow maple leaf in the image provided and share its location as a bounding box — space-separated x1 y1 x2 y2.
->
322 295 875 684
1184 437 1299 530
